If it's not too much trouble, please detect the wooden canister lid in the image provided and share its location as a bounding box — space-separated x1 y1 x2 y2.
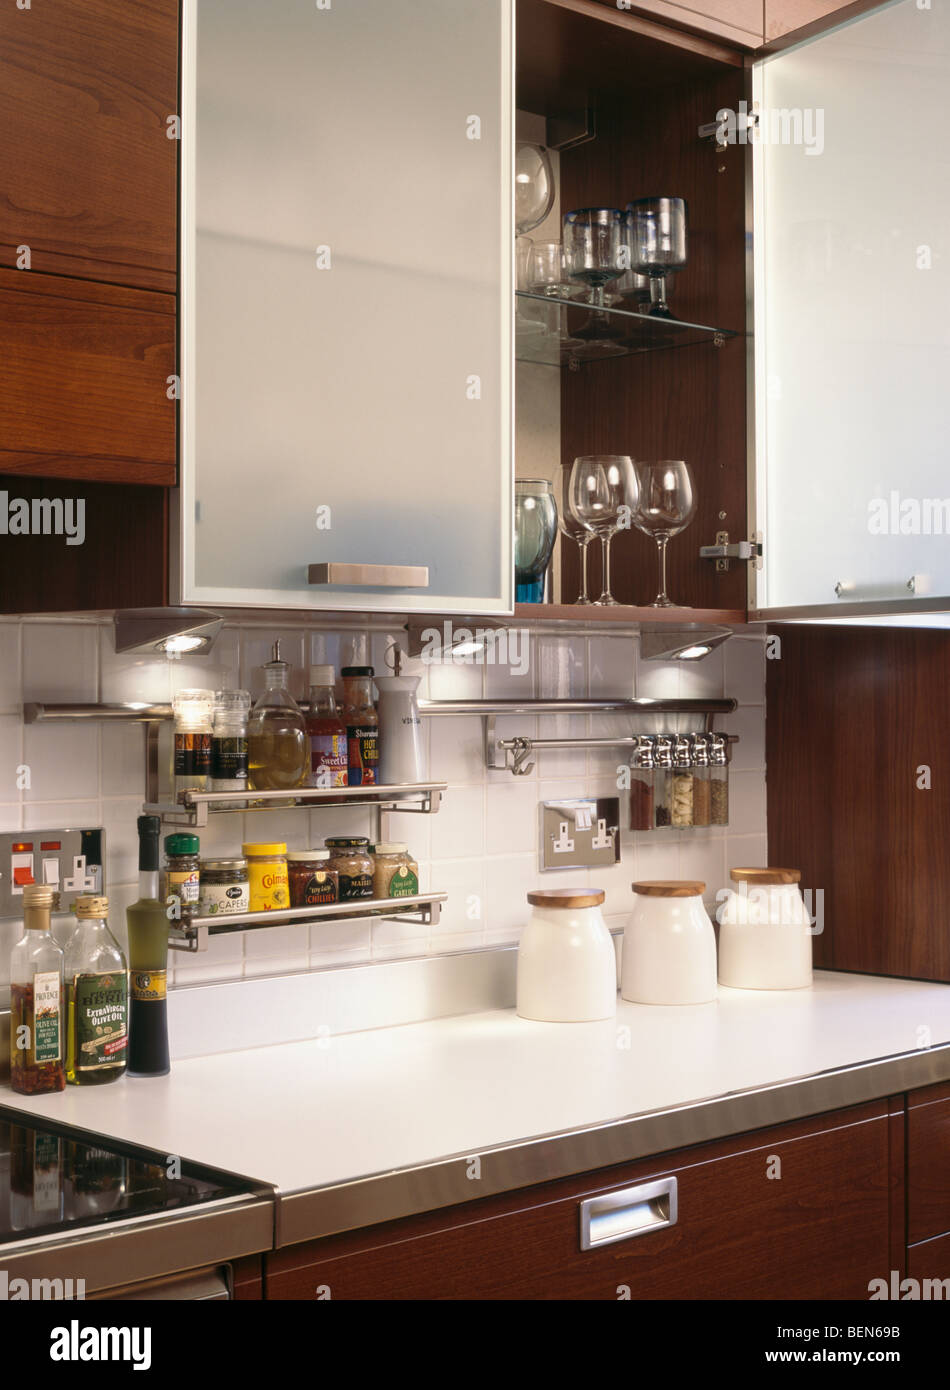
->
527 889 606 909
730 867 800 885
632 880 705 897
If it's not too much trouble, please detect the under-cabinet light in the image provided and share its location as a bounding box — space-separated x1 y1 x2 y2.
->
114 608 224 659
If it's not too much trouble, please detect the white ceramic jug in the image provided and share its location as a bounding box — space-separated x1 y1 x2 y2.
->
716 867 812 990
621 880 717 1006
373 644 425 785
517 889 617 1022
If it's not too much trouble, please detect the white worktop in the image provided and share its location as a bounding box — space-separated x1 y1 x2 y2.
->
4 970 950 1209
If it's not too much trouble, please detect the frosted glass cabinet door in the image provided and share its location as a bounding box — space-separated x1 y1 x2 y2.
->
179 0 513 614
753 0 950 616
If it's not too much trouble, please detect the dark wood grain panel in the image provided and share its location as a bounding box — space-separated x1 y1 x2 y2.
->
0 270 176 486
766 627 950 981
0 474 168 613
557 61 748 611
585 0 762 47
907 1092 950 1244
267 1102 889 1300
0 0 179 292
888 1095 906 1280
906 1232 950 1285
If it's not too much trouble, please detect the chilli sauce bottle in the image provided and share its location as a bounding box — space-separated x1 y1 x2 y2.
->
307 665 348 788
126 815 170 1077
341 666 379 786
10 884 65 1095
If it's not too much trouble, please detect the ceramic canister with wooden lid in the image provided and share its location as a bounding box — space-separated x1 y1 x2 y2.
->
517 889 617 1023
716 867 813 990
621 881 718 1006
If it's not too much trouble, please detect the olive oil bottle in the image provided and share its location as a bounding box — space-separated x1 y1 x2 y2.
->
126 815 170 1077
65 895 128 1085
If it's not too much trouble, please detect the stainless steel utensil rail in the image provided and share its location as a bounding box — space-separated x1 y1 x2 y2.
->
168 891 447 953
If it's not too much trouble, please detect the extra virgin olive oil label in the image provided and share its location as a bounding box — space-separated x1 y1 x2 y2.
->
33 971 62 1062
74 972 128 1070
131 970 167 1003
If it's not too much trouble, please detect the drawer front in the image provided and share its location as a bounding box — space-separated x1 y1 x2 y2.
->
268 1103 890 1301
907 1085 950 1244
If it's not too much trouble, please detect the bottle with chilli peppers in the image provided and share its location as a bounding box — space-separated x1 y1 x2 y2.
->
10 883 65 1095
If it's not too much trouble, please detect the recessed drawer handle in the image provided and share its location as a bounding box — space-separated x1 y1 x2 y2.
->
307 563 429 588
579 1177 678 1251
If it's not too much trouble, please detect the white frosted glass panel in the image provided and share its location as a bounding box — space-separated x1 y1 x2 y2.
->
754 0 950 611
182 0 512 612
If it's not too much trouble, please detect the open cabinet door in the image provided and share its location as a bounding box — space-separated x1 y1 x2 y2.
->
751 0 950 623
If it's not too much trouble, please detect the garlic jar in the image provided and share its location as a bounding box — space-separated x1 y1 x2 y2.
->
621 881 717 1006
717 867 812 990
517 890 617 1023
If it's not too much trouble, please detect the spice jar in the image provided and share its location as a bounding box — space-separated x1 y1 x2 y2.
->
628 736 655 831
242 842 290 912
653 735 673 828
671 735 694 827
199 858 250 918
710 733 730 826
341 666 379 786
210 690 250 807
325 837 374 901
172 689 214 801
691 733 712 827
162 833 201 927
288 851 339 907
372 843 419 899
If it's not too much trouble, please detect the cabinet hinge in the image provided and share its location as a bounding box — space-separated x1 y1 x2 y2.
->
700 531 763 573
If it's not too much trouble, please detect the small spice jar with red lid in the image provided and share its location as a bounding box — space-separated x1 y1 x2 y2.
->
288 850 339 908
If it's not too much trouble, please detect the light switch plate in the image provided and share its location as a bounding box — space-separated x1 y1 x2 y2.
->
540 798 620 871
0 827 105 918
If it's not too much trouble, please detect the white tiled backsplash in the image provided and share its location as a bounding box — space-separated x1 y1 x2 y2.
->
0 617 767 995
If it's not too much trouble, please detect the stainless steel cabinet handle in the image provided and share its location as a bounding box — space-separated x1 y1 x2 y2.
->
834 576 917 600
308 563 429 588
578 1176 677 1251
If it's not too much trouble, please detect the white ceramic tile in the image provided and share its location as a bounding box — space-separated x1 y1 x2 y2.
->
536 713 589 778
429 715 484 784
725 635 767 705
242 808 307 852
193 814 246 860
677 645 725 699
173 932 245 985
588 857 635 919
587 712 634 778
22 620 99 703
101 722 146 797
429 785 485 860
483 853 539 941
309 804 369 845
168 624 242 694
0 803 21 832
485 781 542 857
483 633 535 699
103 882 138 955
725 832 770 880
99 627 172 704
23 800 101 832
382 809 431 861
633 835 682 883
424 654 484 701
429 858 486 941
587 635 636 697
242 924 309 975
0 714 23 803
679 834 728 910
535 636 585 698
726 771 768 837
23 724 99 801
100 797 142 888
720 705 767 773
0 622 21 714
635 656 681 699
309 918 371 965
371 915 429 960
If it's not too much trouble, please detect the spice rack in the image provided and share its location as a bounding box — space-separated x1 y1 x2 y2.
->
169 891 447 954
144 781 445 829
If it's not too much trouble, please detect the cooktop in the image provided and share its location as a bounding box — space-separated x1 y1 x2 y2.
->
0 1106 261 1246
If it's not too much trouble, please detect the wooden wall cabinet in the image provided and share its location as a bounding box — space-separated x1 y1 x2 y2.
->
907 1083 950 1247
265 1102 892 1300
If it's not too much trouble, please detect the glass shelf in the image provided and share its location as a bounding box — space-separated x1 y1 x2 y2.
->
515 292 739 368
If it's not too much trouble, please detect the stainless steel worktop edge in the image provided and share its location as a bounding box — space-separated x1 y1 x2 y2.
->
278 1042 950 1247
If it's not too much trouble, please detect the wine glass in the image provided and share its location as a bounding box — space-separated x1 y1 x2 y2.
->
633 460 696 608
563 208 627 352
515 234 546 341
515 479 558 604
556 463 593 605
629 197 687 318
528 241 584 351
516 143 555 235
569 455 637 606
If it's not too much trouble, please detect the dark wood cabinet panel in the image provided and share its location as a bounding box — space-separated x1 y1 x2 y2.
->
907 1086 950 1245
0 0 179 292
766 627 950 982
231 1255 264 1301
907 1232 950 1285
0 474 168 613
267 1102 890 1300
0 270 176 487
